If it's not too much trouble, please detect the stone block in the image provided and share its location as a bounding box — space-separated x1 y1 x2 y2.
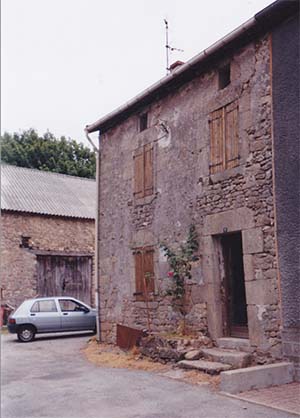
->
217 337 252 352
203 208 255 236
201 348 251 368
220 362 295 394
245 279 278 305
247 305 270 349
242 228 263 254
185 350 202 360
178 359 231 374
243 255 254 281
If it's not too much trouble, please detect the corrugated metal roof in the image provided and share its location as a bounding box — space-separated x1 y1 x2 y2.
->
1 164 96 219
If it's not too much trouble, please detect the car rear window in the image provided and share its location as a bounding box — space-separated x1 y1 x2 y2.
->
31 300 57 313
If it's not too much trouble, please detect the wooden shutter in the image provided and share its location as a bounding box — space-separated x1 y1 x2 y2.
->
209 108 224 174
134 250 144 300
225 102 239 169
144 144 153 197
143 247 154 295
134 148 144 199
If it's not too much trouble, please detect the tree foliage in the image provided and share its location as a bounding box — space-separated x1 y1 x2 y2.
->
1 129 96 179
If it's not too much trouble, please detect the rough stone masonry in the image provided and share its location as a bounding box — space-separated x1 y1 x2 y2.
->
98 33 281 363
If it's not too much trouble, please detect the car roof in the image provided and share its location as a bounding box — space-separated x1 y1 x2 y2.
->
23 296 84 305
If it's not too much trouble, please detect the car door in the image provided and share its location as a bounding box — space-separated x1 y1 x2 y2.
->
58 299 94 331
29 299 62 332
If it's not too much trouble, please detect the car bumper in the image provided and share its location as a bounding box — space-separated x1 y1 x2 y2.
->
7 323 17 334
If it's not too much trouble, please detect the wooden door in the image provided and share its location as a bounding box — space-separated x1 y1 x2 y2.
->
221 233 248 338
37 255 92 304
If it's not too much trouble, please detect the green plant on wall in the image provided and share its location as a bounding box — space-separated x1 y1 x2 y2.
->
160 224 199 315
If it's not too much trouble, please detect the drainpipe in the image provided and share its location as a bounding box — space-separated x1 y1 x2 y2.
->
85 128 101 342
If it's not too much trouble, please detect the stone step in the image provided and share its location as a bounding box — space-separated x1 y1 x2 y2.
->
217 337 251 352
201 347 251 369
178 359 232 375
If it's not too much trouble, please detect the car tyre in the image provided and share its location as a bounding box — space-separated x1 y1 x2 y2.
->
17 325 36 342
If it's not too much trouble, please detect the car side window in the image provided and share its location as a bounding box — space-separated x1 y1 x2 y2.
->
31 302 39 312
59 300 83 312
30 300 57 312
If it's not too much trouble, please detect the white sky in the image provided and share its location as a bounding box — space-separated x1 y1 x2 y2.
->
1 0 273 147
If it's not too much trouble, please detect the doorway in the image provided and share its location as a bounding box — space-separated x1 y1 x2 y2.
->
37 255 92 304
221 232 248 338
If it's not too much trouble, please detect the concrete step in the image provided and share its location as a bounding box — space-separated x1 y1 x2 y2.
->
217 337 251 352
201 347 251 369
178 359 232 375
220 362 295 394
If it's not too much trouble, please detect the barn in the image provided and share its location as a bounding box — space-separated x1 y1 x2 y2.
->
1 164 96 311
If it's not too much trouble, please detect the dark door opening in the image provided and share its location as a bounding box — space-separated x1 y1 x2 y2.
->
221 232 248 338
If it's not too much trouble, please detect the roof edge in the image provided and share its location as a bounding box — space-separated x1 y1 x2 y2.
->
86 0 298 135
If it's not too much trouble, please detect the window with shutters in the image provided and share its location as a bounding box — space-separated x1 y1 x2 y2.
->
133 144 153 199
209 100 239 174
133 247 155 301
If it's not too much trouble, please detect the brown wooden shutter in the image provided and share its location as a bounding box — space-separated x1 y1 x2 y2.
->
144 144 153 197
225 102 239 169
134 148 144 198
143 247 154 294
134 250 144 300
209 108 224 174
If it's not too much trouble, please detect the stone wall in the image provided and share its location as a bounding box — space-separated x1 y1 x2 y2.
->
1 211 95 308
98 34 281 360
272 14 300 379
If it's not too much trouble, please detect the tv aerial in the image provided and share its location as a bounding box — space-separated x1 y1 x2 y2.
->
164 19 184 74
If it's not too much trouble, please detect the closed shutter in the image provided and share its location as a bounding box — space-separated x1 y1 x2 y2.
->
134 247 155 300
134 144 154 198
209 108 224 174
144 144 153 197
134 250 144 301
134 148 144 199
209 100 239 173
143 247 154 294
225 102 239 169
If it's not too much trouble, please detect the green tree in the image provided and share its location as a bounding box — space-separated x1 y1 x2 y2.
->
1 129 96 179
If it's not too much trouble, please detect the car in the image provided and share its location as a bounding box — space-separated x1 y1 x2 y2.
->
7 297 97 342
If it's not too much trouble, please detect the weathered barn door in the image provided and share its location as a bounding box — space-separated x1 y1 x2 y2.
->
37 255 92 304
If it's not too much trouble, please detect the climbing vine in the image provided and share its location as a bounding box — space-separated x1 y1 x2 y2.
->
160 224 199 311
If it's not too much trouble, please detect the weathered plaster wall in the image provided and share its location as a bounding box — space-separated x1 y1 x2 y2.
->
99 34 281 360
272 14 300 379
1 211 95 308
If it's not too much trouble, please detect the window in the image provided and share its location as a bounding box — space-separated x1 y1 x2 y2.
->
209 101 239 174
134 144 153 199
139 113 148 132
218 63 231 89
59 299 84 312
134 247 155 301
31 300 57 313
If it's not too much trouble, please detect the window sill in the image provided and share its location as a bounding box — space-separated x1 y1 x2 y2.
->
209 165 245 183
134 193 157 207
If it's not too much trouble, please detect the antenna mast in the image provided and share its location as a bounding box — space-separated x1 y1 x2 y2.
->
164 19 170 75
164 19 184 75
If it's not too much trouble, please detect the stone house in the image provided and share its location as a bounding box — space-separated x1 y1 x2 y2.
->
86 1 299 377
1 164 96 309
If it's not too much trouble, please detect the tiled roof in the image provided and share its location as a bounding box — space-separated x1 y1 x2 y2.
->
1 164 96 219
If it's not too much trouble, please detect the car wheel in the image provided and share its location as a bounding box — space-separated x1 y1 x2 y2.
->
17 325 36 342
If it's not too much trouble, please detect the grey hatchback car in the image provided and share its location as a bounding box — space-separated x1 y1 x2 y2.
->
7 297 97 342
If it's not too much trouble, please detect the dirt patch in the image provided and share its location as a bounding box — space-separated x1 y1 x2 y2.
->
83 337 219 388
